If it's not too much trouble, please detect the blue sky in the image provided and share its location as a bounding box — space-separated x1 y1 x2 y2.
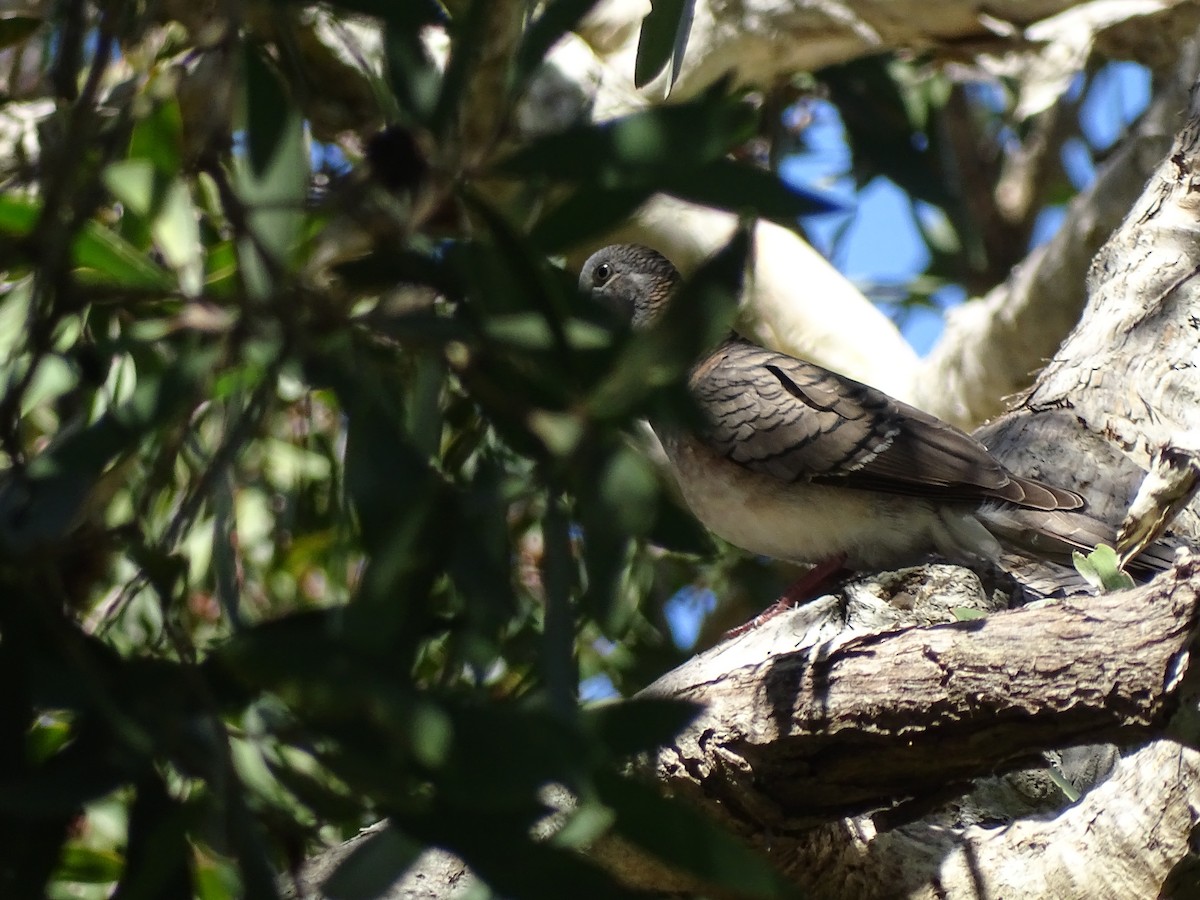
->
780 62 1151 355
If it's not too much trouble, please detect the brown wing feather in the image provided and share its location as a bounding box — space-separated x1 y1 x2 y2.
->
689 338 1083 512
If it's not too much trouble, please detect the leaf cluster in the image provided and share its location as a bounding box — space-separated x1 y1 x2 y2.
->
0 2 820 898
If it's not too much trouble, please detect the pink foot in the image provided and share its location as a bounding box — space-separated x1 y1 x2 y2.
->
723 553 849 639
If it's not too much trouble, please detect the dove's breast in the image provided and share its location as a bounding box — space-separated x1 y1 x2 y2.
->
660 431 959 568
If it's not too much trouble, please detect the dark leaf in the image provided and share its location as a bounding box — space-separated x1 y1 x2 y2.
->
383 20 442 124
542 497 578 715
529 184 654 252
500 86 754 184
0 737 130 817
430 0 492 136
634 0 694 90
648 497 715 556
332 244 457 295
237 45 307 295
112 775 194 900
243 42 289 178
584 697 702 758
431 701 589 807
598 771 793 899
459 188 573 361
226 783 283 900
365 126 430 193
405 808 646 900
820 55 953 208
0 16 40 51
664 158 842 222
515 0 602 86
4 349 211 551
323 825 424 900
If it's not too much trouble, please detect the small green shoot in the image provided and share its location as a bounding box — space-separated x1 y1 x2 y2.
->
1073 544 1136 593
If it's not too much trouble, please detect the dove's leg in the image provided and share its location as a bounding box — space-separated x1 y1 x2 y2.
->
723 553 849 639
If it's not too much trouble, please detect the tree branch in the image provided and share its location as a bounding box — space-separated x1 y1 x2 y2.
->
643 557 1199 830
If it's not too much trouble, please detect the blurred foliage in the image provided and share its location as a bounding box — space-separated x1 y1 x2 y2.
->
0 0 1123 897
0 1 820 898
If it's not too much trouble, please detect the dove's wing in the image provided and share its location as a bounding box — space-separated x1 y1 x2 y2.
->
689 338 1083 512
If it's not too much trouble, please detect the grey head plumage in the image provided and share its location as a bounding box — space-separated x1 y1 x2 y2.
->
579 244 681 328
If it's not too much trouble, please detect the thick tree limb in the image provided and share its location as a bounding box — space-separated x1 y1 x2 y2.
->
644 558 1199 829
293 558 1200 899
914 39 1196 427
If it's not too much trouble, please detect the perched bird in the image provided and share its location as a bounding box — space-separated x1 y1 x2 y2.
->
579 243 1168 593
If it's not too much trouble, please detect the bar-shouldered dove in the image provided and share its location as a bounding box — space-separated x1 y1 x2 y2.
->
579 243 1172 590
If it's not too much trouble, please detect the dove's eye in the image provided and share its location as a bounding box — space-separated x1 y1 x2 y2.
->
592 262 613 286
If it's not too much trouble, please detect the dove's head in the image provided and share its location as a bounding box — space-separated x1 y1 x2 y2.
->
579 244 681 329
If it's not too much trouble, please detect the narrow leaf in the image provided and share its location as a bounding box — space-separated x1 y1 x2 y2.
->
598 772 791 899
634 0 688 89
515 0 602 85
500 88 754 183
0 16 40 51
243 43 289 178
663 159 842 221
529 184 653 252
323 825 423 900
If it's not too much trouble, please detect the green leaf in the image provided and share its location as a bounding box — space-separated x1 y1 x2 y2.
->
104 158 157 216
460 187 573 359
1072 544 1135 593
530 184 653 252
0 192 37 232
634 0 694 90
429 0 491 136
54 846 123 885
243 43 290 178
74 222 176 289
501 87 754 184
664 158 841 221
112 775 194 900
0 194 175 289
951 607 987 622
584 697 702 757
515 0 602 86
236 44 308 299
323 825 424 900
105 163 204 295
151 177 203 296
597 772 791 899
127 96 184 176
383 20 443 124
576 444 656 632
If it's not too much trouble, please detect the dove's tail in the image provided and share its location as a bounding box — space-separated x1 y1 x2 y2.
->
979 504 1181 597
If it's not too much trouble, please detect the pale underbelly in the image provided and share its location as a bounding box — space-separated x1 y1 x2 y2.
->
662 433 947 568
